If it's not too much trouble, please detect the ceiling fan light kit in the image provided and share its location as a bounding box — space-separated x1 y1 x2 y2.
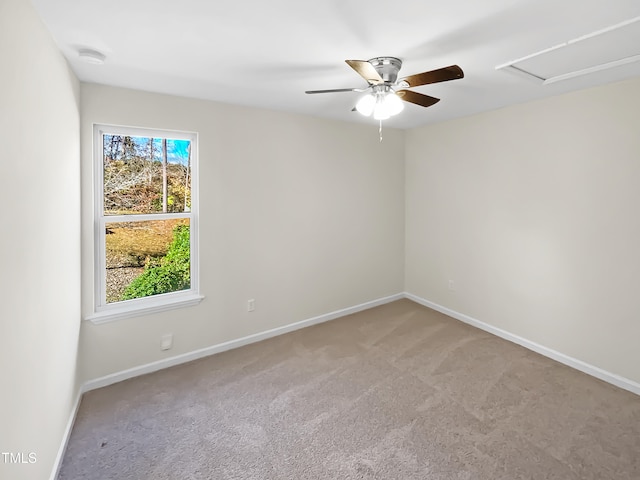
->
306 56 464 124
355 85 404 120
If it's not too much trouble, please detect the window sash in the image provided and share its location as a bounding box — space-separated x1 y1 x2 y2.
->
92 124 200 319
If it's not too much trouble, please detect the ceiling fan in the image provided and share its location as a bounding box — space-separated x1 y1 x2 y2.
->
305 57 464 120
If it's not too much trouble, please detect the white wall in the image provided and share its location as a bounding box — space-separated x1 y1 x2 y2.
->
0 0 81 479
80 84 405 382
406 77 640 384
2 2 637 473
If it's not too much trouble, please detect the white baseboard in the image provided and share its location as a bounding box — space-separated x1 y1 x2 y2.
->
404 292 640 396
49 389 83 480
83 293 404 392
52 291 638 479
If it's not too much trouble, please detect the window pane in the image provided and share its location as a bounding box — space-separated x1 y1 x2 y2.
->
103 134 192 215
105 219 190 303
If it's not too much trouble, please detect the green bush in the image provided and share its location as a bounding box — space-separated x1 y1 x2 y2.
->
121 225 190 300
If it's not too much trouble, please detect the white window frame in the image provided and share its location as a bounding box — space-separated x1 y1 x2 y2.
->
87 124 203 323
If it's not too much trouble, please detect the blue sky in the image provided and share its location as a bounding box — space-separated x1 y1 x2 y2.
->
146 137 190 165
104 134 191 165
156 138 190 165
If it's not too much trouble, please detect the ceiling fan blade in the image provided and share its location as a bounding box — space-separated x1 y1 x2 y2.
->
399 65 464 88
345 60 383 85
305 87 366 94
396 90 440 108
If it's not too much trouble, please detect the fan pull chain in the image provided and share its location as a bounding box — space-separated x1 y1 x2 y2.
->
379 120 383 142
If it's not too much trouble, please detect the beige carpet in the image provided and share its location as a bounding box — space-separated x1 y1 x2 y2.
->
58 300 640 479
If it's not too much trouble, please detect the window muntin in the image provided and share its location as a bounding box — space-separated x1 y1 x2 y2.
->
93 125 199 319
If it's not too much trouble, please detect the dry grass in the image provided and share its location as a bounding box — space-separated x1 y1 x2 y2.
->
105 218 189 268
104 218 189 302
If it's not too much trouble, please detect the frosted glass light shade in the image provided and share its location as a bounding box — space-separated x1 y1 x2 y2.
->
385 93 404 116
373 104 390 120
355 94 375 116
356 90 404 119
373 95 390 120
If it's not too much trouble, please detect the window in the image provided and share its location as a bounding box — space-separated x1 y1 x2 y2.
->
89 125 202 322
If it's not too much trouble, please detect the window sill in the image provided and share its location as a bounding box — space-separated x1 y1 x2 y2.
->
85 293 205 324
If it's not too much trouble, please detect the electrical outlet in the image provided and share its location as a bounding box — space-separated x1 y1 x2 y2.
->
160 333 173 351
247 299 255 312
448 280 455 291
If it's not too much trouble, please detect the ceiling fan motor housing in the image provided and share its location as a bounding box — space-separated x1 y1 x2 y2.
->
368 57 403 84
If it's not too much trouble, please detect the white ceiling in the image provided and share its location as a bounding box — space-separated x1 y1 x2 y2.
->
30 0 640 129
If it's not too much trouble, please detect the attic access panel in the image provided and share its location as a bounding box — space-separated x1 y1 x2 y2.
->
496 16 640 84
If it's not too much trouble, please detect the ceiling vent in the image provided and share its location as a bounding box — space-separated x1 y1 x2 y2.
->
496 16 640 85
